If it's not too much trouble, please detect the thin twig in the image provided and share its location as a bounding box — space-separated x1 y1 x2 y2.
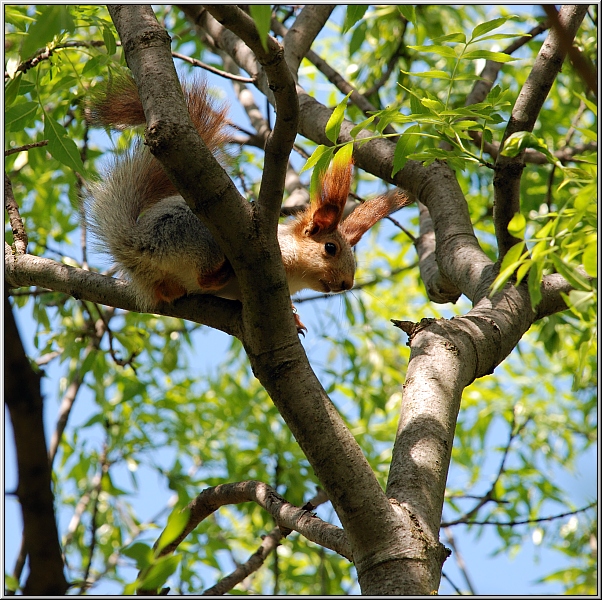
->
443 527 477 594
172 51 256 82
443 414 530 527
5 140 49 156
446 501 597 528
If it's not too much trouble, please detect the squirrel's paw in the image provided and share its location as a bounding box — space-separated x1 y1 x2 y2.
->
153 277 187 303
292 304 307 337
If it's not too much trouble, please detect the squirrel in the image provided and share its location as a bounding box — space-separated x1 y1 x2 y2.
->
84 74 412 331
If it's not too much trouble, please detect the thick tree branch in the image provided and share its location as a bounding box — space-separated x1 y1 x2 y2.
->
281 5 335 75
415 202 462 304
542 4 597 97
5 292 68 595
5 251 243 337
535 270 588 320
493 5 589 257
386 280 535 553
204 4 298 227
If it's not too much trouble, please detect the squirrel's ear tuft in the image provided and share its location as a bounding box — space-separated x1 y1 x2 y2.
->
306 152 353 235
340 189 413 247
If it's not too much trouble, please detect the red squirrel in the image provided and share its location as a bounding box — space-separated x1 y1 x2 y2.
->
85 75 412 330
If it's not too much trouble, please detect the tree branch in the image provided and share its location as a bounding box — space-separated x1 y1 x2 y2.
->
443 501 597 528
493 5 589 257
272 17 398 136
5 251 243 337
5 174 28 255
156 481 352 562
542 5 597 97
415 202 462 304
171 50 255 82
281 5 335 76
5 292 68 595
201 529 282 595
204 5 298 227
200 486 333 595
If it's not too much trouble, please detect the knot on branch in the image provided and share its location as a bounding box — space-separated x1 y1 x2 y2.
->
391 317 438 344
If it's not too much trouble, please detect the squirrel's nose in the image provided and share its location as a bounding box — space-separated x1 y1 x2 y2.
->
340 278 353 291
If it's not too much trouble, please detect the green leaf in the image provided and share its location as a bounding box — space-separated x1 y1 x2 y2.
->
431 32 467 44
471 17 512 41
4 574 20 592
5 101 39 132
408 44 459 59
20 5 75 60
350 115 376 138
122 543 154 570
550 255 590 291
300 144 330 174
501 132 561 166
82 55 109 75
249 5 272 52
81 412 105 428
44 116 86 174
491 242 526 295
574 92 597 117
4 73 22 107
515 259 532 285
349 21 367 57
477 33 531 43
102 24 117 56
462 50 517 63
342 5 369 34
400 68 451 80
507 212 526 237
392 125 420 176
156 507 191 553
397 5 416 24
325 91 352 144
307 147 335 200
139 554 182 592
582 241 597 277
332 142 354 170
567 290 595 315
421 98 445 114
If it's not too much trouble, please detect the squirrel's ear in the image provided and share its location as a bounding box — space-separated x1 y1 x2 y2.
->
306 153 353 236
339 189 413 247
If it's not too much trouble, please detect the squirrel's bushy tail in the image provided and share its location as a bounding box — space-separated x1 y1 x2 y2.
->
86 73 230 152
85 145 170 266
85 73 231 269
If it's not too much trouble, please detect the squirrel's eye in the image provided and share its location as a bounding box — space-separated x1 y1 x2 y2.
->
325 242 337 256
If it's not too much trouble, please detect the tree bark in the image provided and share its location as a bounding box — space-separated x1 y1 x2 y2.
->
5 292 69 595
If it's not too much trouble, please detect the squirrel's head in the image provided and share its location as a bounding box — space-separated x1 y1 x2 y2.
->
279 152 412 296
